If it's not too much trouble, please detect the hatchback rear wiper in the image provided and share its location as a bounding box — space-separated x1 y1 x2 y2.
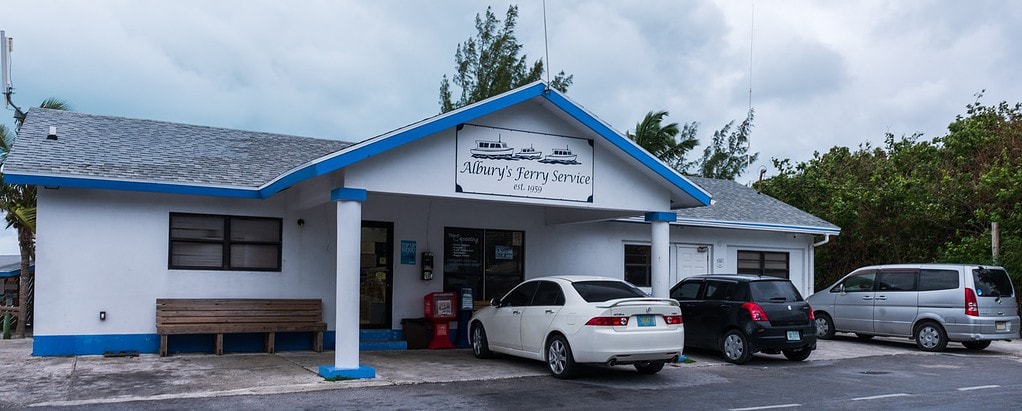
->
768 296 788 302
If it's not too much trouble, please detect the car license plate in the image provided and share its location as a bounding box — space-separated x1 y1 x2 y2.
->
786 331 800 341
996 321 1008 331
637 315 656 327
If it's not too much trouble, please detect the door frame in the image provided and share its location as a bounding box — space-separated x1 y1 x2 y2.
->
360 220 394 329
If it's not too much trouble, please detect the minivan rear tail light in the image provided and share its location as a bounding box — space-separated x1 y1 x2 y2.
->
664 314 683 325
965 288 979 317
586 316 628 326
742 302 770 321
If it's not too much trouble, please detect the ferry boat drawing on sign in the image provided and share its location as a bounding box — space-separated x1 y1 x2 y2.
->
539 146 580 165
514 145 542 160
470 136 514 159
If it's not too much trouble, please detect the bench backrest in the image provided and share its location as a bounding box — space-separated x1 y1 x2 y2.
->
156 298 324 327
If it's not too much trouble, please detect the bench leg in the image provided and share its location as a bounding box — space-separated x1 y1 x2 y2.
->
266 332 276 354
314 331 323 352
215 334 224 355
160 335 168 357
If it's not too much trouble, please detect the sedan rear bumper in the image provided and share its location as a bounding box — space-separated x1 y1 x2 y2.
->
568 327 684 364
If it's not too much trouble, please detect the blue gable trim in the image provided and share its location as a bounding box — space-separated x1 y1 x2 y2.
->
5 82 710 207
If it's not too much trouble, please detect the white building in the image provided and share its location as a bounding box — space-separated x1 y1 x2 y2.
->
3 82 838 378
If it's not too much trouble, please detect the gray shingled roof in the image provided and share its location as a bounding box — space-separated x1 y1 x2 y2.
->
672 176 839 234
4 108 352 189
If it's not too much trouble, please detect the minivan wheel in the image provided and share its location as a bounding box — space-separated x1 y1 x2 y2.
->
722 330 754 364
962 340 991 350
914 321 948 352
814 313 835 339
546 335 578 379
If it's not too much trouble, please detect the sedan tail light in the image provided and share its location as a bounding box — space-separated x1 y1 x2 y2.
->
663 314 683 325
742 302 770 321
965 288 979 317
585 316 628 326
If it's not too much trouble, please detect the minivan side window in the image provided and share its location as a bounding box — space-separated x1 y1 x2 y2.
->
671 281 703 301
878 270 917 291
918 269 959 291
973 268 1015 298
835 271 876 292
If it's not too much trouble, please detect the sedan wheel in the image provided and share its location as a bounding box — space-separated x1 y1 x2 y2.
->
471 324 493 359
633 361 666 375
722 330 753 364
546 335 578 379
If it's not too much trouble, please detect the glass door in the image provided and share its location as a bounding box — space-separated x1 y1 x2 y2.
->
360 221 393 329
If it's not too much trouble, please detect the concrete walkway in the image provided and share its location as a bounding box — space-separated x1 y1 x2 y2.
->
2 336 1020 408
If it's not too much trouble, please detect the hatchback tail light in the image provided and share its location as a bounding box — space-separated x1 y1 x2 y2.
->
664 314 683 325
585 316 628 326
965 288 979 317
808 304 815 320
742 302 770 321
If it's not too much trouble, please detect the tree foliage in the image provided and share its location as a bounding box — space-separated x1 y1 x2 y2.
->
439 5 573 113
1 97 70 337
698 109 758 180
762 96 1022 292
626 110 699 172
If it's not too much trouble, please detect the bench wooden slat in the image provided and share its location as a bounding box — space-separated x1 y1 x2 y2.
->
156 298 325 357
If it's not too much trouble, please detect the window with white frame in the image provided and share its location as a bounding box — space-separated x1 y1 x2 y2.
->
624 244 652 287
169 213 282 271
737 250 789 278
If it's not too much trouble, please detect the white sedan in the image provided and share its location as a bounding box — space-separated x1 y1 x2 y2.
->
468 275 685 378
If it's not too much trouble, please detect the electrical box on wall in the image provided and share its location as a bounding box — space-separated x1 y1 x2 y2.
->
421 251 434 280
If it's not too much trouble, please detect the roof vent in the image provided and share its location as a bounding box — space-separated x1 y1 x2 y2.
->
46 126 58 140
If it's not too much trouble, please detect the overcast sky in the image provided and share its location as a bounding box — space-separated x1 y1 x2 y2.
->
1 0 1020 254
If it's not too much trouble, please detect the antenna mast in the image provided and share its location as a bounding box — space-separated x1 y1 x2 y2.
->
1 30 26 125
748 2 755 113
542 0 551 89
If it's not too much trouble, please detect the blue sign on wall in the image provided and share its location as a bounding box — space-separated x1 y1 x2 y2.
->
400 240 416 265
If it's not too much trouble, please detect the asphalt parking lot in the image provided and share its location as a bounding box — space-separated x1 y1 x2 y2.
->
1 336 1020 408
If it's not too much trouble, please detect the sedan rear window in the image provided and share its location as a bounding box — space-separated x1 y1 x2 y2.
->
973 268 1015 298
749 280 804 302
572 281 646 302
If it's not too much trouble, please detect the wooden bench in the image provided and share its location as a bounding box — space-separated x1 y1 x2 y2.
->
156 298 326 357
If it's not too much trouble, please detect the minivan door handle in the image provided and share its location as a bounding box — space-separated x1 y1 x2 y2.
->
874 296 887 301
861 296 873 301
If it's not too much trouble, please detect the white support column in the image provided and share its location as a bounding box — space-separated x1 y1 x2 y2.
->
645 212 676 298
318 188 375 379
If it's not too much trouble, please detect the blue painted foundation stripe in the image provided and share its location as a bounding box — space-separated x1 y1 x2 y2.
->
33 332 340 356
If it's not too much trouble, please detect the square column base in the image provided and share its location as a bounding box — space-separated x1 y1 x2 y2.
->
318 365 376 380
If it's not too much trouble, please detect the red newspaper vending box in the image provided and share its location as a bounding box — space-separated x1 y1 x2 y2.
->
424 292 457 349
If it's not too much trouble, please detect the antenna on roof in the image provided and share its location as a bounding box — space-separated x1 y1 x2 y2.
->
748 2 755 113
1 30 26 125
542 0 551 91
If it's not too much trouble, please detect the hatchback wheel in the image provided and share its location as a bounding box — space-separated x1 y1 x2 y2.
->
814 313 835 339
721 330 753 364
546 335 578 379
471 324 493 359
634 361 666 375
962 340 991 350
914 321 948 352
782 347 812 361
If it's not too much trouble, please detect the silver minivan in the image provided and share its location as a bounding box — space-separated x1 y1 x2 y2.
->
807 264 1020 351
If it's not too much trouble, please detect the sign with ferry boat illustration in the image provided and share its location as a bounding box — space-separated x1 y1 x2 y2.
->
456 124 594 202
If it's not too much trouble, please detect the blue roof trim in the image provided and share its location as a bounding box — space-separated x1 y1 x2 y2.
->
2 174 261 198
645 212 677 222
675 218 842 235
541 91 711 206
331 187 367 202
306 83 547 181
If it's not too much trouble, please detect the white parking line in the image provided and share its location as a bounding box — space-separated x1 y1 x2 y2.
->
730 404 801 411
958 385 1000 391
851 393 911 401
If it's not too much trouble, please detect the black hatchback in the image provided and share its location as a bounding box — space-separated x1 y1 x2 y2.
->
669 274 817 364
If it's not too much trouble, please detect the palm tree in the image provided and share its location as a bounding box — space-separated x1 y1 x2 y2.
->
626 110 699 173
0 98 69 337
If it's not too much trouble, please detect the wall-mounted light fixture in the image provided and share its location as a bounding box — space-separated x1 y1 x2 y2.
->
297 219 305 227
99 311 106 321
